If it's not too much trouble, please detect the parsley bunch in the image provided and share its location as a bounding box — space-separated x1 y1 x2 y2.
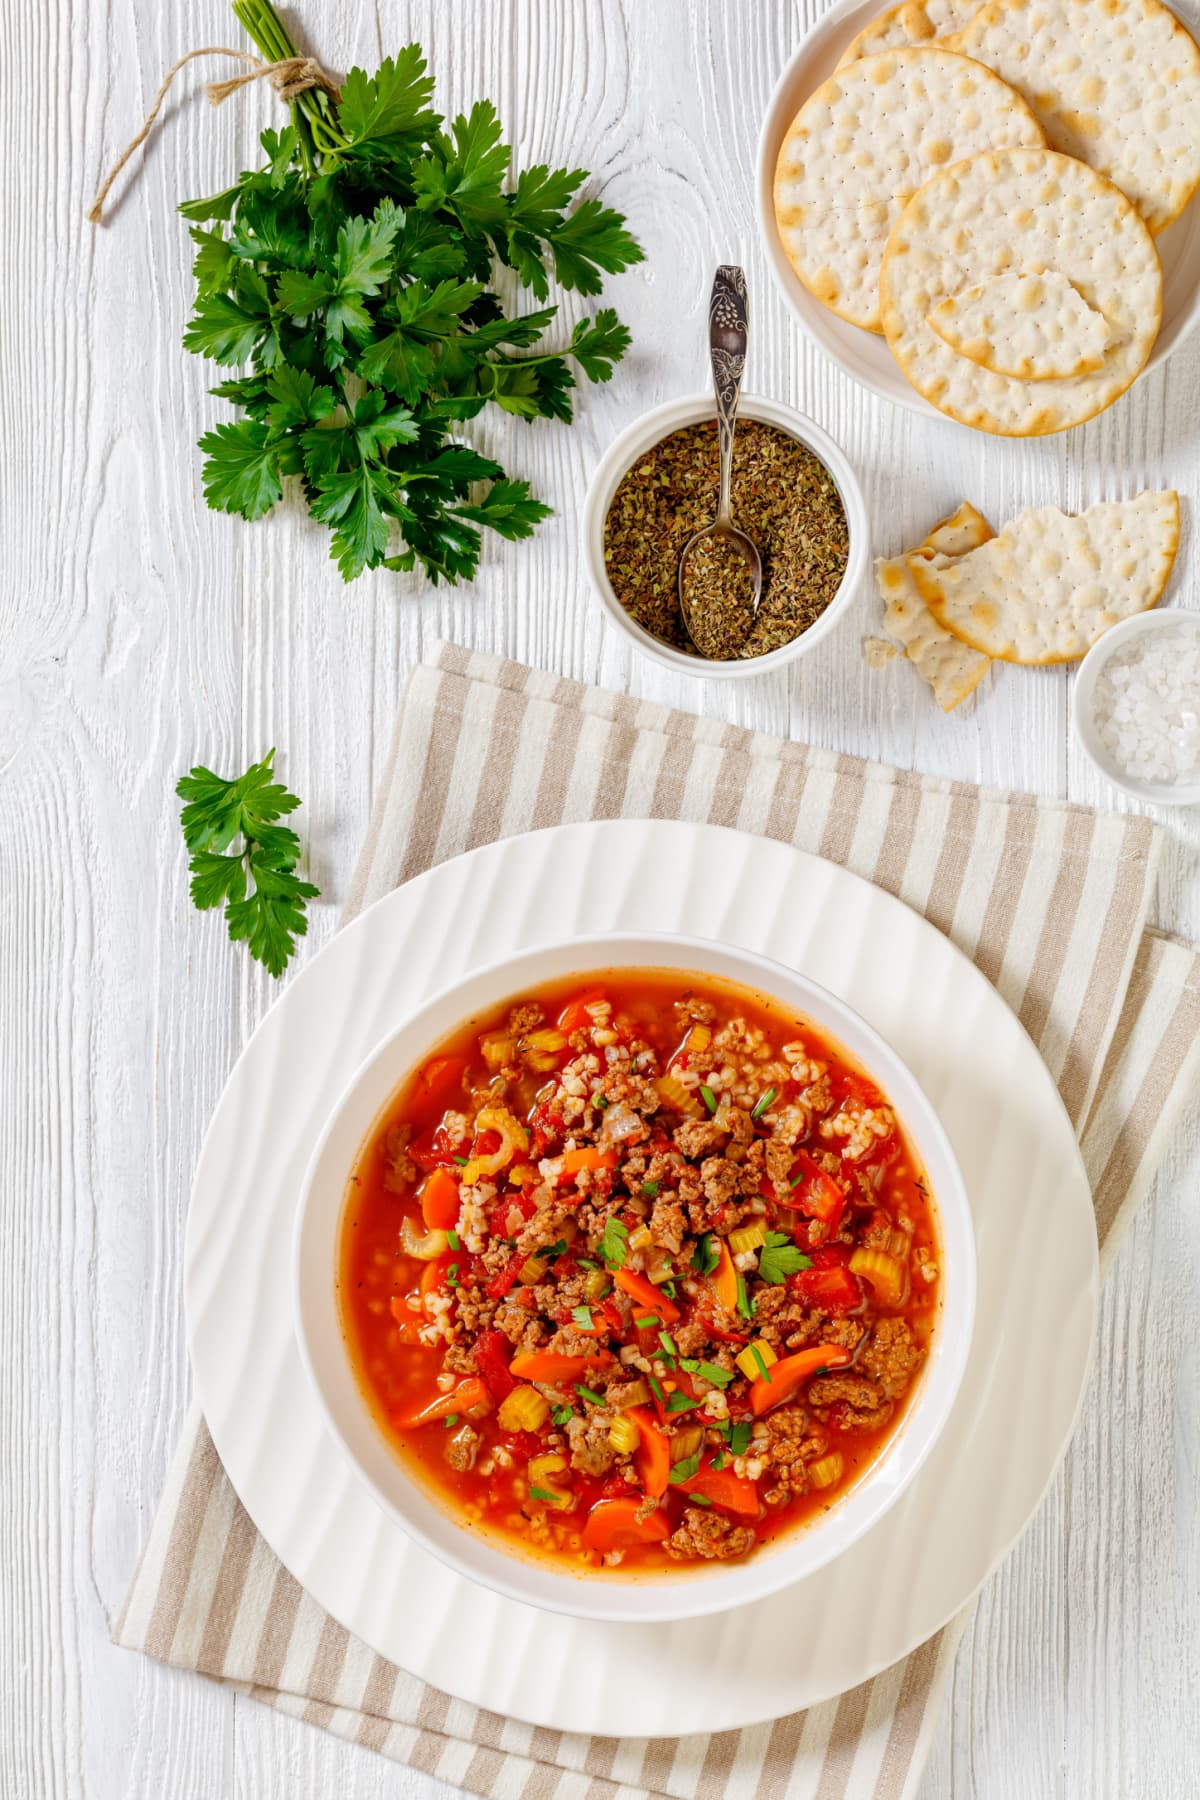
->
179 0 642 585
177 750 318 977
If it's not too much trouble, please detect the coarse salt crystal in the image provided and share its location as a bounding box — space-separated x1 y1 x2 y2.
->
1092 621 1200 786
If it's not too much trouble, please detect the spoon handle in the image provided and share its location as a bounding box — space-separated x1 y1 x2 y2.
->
709 265 748 526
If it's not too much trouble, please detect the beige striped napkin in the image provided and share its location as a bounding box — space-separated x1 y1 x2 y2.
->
117 640 1200 1799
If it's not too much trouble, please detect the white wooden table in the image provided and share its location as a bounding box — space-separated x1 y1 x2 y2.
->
5 1 1199 1794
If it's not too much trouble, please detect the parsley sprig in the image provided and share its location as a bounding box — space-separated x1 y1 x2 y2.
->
181 0 643 586
176 749 319 977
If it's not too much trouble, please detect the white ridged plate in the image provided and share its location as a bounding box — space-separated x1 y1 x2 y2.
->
756 0 1200 423
186 820 1097 1739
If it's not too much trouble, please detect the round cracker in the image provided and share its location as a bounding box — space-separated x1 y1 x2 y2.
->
880 147 1162 435
947 0 1200 234
836 0 982 68
927 272 1113 379
911 491 1180 664
773 50 1045 333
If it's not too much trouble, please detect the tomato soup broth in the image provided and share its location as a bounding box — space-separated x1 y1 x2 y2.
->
339 970 941 1573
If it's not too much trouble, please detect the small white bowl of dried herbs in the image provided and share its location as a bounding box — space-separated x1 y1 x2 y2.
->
584 393 869 678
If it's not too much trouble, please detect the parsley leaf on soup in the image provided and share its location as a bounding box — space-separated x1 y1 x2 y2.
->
756 1232 811 1286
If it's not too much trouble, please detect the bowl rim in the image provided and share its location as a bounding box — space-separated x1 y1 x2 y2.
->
1072 609 1200 807
292 929 977 1625
753 0 1200 421
580 392 871 679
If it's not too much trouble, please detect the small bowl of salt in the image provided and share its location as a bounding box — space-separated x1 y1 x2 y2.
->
1074 611 1200 807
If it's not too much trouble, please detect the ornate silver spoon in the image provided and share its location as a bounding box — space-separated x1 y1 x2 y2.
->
677 266 764 657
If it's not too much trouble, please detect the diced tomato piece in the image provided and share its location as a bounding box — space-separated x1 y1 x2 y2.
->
420 1166 461 1231
581 1495 669 1552
409 1124 465 1174
412 1055 469 1122
685 1459 759 1518
810 1242 852 1267
839 1070 884 1110
789 1265 862 1312
749 1345 852 1416
557 988 608 1035
486 1251 524 1299
472 1127 502 1158
473 1328 516 1403
487 1192 536 1238
628 1407 671 1498
615 1267 681 1324
783 1152 847 1229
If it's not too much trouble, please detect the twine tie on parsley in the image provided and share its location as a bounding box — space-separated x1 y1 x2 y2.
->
87 47 340 225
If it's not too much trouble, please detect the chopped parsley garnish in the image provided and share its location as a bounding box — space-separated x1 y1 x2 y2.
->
647 1373 665 1403
757 1232 810 1285
699 1085 718 1114
446 1263 460 1288
661 1280 677 1299
599 1216 629 1270
634 1314 659 1329
692 1233 720 1276
735 1274 756 1321
694 1360 733 1389
593 1092 609 1110
444 1414 459 1428
728 1420 752 1456
571 1304 594 1331
551 1404 574 1427
665 1392 698 1413
658 1329 678 1358
576 1257 598 1271
641 1180 661 1198
446 1229 461 1252
668 1453 702 1486
453 1155 469 1166
711 1451 726 1471
750 1344 771 1381
574 1384 605 1406
528 1486 560 1504
542 1239 569 1260
687 1492 713 1508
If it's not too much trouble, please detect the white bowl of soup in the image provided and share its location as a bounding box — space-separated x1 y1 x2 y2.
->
293 933 975 1623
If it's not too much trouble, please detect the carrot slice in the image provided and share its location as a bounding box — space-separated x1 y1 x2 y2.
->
557 989 608 1035
420 1166 461 1231
509 1351 609 1386
628 1405 671 1498
560 1146 618 1175
685 1461 759 1518
388 1295 426 1345
710 1239 739 1315
395 1377 487 1429
581 1495 670 1552
614 1267 681 1324
749 1345 852 1416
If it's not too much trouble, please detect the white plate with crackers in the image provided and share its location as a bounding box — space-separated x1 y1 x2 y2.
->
757 0 1200 429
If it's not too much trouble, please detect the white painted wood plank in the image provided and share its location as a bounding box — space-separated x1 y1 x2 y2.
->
4 0 1199 1795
